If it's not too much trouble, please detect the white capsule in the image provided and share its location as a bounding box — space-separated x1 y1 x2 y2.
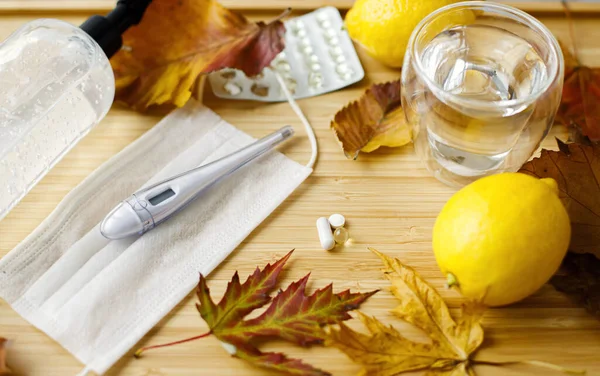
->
316 217 335 251
328 214 346 229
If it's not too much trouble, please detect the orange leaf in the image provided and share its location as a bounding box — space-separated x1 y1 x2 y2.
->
110 0 286 110
330 80 411 159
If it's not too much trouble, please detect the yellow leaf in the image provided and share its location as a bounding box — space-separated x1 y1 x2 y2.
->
373 248 484 359
330 80 411 159
326 248 485 376
327 313 447 376
110 0 286 110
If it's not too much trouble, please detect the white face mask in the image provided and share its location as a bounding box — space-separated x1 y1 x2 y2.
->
0 101 312 375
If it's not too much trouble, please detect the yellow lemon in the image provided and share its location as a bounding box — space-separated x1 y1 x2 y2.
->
345 0 470 67
433 173 571 306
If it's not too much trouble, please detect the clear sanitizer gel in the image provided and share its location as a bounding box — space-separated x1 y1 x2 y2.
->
0 0 152 220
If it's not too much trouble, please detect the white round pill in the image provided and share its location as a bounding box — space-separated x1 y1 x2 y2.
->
320 19 332 29
301 45 314 55
296 28 307 38
300 37 311 47
223 82 242 96
316 217 335 251
308 72 323 88
327 36 340 46
328 214 346 229
316 11 329 22
329 46 344 58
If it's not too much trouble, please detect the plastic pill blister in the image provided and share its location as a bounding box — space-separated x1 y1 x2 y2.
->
208 7 365 102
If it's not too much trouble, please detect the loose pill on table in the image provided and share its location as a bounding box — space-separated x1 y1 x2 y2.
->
316 217 335 251
333 227 349 245
328 213 346 229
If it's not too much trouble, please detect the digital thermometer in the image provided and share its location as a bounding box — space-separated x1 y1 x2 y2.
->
99 126 294 240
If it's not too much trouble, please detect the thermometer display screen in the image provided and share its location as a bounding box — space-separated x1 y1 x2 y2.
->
149 188 176 205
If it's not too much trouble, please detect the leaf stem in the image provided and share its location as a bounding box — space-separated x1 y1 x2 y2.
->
134 331 212 358
472 359 586 375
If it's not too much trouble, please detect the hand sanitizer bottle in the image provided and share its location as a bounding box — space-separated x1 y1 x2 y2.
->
0 1 152 220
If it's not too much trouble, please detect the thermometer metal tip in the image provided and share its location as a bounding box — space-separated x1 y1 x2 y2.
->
100 126 295 240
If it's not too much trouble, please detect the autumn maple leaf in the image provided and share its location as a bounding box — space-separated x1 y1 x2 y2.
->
331 80 411 160
136 250 377 375
110 0 287 110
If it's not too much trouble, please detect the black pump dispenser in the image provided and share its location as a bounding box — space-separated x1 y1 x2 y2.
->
80 0 152 58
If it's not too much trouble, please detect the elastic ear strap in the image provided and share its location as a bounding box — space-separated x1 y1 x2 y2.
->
75 365 93 376
274 71 318 169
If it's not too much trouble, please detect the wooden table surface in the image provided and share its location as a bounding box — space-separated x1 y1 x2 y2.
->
1 3 600 376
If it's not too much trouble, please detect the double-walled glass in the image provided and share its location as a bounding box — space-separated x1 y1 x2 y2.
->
401 1 564 187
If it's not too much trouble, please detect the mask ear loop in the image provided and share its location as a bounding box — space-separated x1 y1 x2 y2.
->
75 366 92 376
274 71 318 169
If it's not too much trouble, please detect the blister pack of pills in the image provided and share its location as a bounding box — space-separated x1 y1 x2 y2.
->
208 7 365 102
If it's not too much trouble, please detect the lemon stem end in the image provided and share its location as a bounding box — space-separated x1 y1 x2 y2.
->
446 273 459 289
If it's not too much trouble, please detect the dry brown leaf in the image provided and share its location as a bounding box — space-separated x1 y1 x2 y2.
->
111 0 286 110
0 338 11 375
331 80 411 160
327 248 485 375
551 252 600 319
519 140 600 258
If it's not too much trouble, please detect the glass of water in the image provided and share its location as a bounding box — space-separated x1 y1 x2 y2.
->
401 1 564 187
